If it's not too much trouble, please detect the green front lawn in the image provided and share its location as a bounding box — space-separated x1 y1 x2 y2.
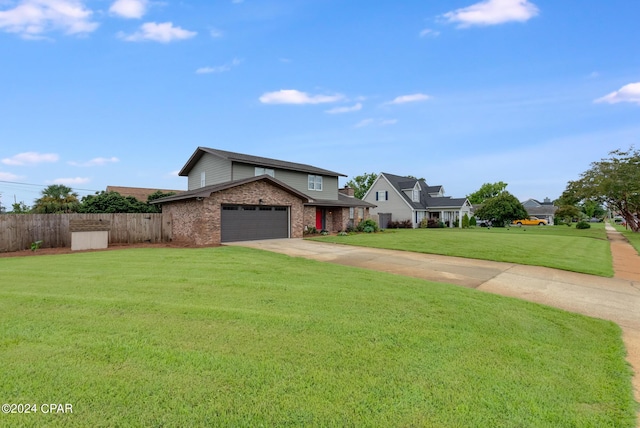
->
0 247 636 427
311 224 612 276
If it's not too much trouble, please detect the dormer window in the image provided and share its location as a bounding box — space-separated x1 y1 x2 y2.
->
412 183 420 202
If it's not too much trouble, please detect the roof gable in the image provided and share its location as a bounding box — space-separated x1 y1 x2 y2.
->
379 172 469 210
179 147 346 178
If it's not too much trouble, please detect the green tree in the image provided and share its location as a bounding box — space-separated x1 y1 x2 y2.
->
554 205 581 225
10 201 31 214
563 148 640 232
345 173 378 199
461 213 470 229
33 184 80 213
466 181 508 204
580 200 606 219
78 190 176 213
473 192 528 227
79 191 152 213
146 190 176 213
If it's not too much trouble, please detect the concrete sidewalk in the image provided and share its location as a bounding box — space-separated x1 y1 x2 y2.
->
228 237 640 411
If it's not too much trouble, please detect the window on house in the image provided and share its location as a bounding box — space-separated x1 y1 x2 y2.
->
308 175 323 191
200 171 206 187
358 208 364 219
376 191 388 201
349 207 354 219
255 167 275 177
412 188 420 202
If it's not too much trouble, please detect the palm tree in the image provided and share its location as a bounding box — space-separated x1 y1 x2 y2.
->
33 184 80 213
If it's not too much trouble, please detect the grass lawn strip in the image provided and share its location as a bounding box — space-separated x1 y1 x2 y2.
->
614 223 640 255
311 224 613 277
0 247 636 427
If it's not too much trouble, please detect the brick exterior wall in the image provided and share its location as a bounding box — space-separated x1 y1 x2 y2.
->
163 180 305 246
163 199 209 246
163 179 374 243
303 206 371 233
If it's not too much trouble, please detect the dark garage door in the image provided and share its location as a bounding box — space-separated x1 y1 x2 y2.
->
221 205 289 242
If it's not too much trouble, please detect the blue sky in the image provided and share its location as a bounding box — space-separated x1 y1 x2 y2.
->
1 0 639 209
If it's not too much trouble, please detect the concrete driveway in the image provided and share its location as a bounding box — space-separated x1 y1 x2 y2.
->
228 238 640 410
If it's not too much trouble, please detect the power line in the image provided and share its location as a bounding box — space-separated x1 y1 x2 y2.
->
0 180 101 193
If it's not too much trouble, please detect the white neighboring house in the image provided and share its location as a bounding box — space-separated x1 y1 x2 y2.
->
363 172 472 228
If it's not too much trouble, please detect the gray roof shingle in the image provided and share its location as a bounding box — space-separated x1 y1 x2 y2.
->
179 147 347 177
381 172 468 210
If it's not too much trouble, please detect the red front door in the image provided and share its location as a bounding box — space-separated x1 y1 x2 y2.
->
315 208 323 230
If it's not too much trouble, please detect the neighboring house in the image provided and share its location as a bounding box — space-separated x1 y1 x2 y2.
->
106 186 183 202
152 147 375 245
521 198 558 225
363 172 471 228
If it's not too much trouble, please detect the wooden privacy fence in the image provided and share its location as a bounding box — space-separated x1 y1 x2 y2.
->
0 213 172 253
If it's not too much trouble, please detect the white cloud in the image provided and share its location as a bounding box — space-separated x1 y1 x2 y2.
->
442 0 539 28
387 93 431 104
354 118 397 128
594 82 640 105
209 28 223 38
0 171 21 180
119 22 197 43
325 103 362 114
354 118 374 128
2 152 59 166
109 0 148 19
419 28 440 37
380 119 398 126
259 89 344 105
0 0 99 38
68 156 120 167
196 58 241 74
51 177 90 185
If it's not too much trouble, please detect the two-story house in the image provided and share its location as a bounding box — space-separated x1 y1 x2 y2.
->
153 147 375 245
363 172 471 228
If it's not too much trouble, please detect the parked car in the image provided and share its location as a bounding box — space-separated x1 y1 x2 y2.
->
512 216 548 226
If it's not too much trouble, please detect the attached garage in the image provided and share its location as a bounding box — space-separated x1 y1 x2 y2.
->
221 204 289 242
153 176 309 246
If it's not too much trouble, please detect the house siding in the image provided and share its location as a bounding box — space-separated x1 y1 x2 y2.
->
231 162 260 181
231 162 338 200
187 154 232 190
365 176 412 225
